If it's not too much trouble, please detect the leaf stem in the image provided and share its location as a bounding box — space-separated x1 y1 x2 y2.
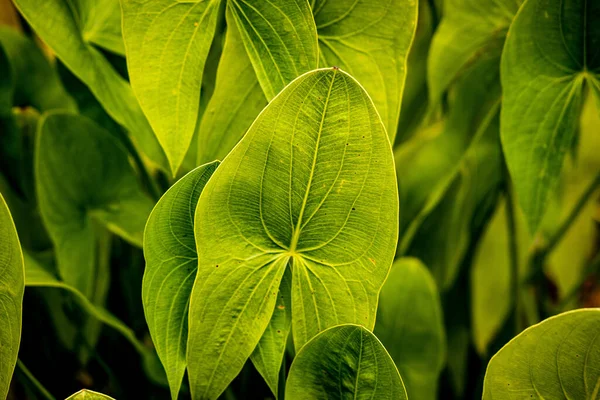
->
504 180 520 334
16 359 56 400
558 251 600 309
117 130 162 201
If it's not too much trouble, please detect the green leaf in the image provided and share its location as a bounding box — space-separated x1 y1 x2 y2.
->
314 0 418 137
12 0 169 171
142 162 219 399
500 0 600 233
0 194 25 400
249 267 292 399
197 7 267 165
121 0 222 175
188 68 398 399
375 258 446 400
229 0 319 100
65 389 115 399
483 309 600 399
36 112 154 297
0 27 75 112
285 324 407 400
427 0 521 104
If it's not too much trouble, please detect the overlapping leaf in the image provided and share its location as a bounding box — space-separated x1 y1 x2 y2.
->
286 324 407 400
501 0 600 232
187 68 398 399
36 113 154 298
375 258 446 399
12 0 168 170
121 0 222 174
0 194 25 399
483 309 600 399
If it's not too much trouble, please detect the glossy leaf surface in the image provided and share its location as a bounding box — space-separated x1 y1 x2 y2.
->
143 162 219 399
375 258 446 399
286 324 407 400
483 309 600 399
500 0 600 232
187 68 398 399
0 194 25 400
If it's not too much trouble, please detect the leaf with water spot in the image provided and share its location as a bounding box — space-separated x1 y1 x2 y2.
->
483 309 600 399
286 324 407 400
500 0 600 232
187 68 398 399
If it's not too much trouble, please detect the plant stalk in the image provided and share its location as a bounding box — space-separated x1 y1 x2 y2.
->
17 359 56 400
504 183 520 334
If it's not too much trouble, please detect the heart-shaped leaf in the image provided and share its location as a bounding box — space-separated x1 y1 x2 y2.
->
483 309 600 399
501 0 600 232
375 258 446 400
121 0 222 175
0 194 25 399
187 68 398 399
36 113 154 298
12 0 168 171
286 324 407 400
142 162 219 399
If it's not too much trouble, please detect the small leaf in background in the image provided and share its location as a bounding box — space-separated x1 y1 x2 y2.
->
229 0 319 100
142 162 219 399
375 258 446 400
36 113 154 298
500 0 600 233
286 324 407 400
197 8 267 165
121 0 222 175
427 0 521 105
65 389 116 399
313 0 418 138
188 68 398 399
12 0 169 171
0 194 25 399
483 309 600 399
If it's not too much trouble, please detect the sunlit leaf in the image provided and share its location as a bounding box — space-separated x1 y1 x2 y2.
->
483 309 600 399
0 194 25 399
500 0 600 232
286 324 407 400
65 389 115 399
36 113 154 297
375 258 446 399
187 68 398 399
229 0 319 100
12 0 169 170
314 0 418 137
121 0 222 174
142 162 219 399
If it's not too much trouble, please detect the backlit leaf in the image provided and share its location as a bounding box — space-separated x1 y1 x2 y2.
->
187 68 398 399
0 194 25 399
65 389 115 399
500 0 600 232
375 258 446 399
483 309 600 399
286 324 407 400
121 0 222 174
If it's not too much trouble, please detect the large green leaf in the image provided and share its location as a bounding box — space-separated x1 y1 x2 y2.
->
197 8 267 165
121 0 222 175
286 324 408 399
483 309 600 399
229 0 319 100
187 68 398 399
0 194 25 400
500 0 600 232
142 162 219 399
375 258 446 400
36 113 154 297
65 389 115 399
12 0 168 171
427 0 521 104
0 27 75 112
314 0 418 137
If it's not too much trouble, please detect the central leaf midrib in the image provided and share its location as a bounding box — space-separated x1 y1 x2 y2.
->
289 68 338 253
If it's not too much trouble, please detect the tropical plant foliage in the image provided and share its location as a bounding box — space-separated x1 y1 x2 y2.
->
0 0 598 399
